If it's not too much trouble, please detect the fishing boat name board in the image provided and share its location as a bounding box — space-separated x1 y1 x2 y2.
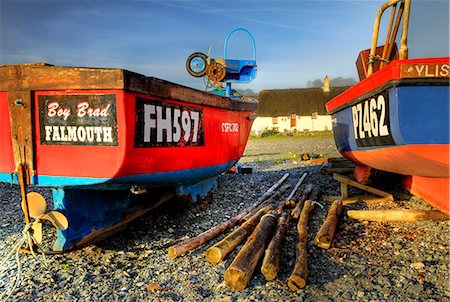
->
400 62 449 79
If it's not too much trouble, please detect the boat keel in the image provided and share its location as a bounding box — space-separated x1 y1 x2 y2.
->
51 187 174 251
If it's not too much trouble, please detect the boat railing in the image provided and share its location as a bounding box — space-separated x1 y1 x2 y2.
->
368 0 411 76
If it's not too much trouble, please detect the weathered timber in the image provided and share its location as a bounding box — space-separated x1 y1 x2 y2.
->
168 173 289 258
224 212 278 291
334 173 394 201
284 199 297 208
243 185 290 221
347 209 450 222
288 200 314 290
205 206 272 265
323 173 393 205
261 212 290 281
314 199 343 249
323 195 391 205
291 184 314 219
275 173 307 215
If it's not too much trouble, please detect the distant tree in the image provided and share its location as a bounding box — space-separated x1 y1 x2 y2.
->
236 88 256 96
307 77 357 88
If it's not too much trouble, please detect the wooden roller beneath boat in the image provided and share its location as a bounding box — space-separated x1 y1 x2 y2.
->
347 209 450 222
314 199 343 249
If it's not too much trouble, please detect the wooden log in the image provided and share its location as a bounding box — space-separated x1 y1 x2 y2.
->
288 200 314 290
168 173 289 259
314 199 343 249
224 212 278 291
261 212 290 281
347 209 450 222
291 184 313 219
205 205 272 265
242 185 290 221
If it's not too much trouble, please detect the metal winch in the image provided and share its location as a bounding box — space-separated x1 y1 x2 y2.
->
186 28 257 97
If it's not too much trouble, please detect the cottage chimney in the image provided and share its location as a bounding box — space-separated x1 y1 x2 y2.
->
322 75 330 93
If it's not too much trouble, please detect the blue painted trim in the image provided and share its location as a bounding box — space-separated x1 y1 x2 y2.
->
0 160 238 188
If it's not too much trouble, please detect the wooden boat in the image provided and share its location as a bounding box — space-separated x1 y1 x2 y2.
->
0 63 257 251
326 0 449 213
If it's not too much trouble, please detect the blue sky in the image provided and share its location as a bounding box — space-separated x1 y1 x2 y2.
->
1 0 448 92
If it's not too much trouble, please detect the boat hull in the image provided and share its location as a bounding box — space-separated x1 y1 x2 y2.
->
0 64 258 251
326 57 450 213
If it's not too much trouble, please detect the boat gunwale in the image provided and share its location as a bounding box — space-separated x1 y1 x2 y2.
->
325 57 450 115
327 77 449 115
0 63 258 112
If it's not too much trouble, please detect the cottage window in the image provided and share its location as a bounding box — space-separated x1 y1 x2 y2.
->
272 116 278 125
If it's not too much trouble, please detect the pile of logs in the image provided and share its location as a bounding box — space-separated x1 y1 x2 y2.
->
167 171 450 291
168 172 328 291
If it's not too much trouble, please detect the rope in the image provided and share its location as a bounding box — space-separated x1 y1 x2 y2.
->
260 213 277 221
367 54 391 65
0 222 49 301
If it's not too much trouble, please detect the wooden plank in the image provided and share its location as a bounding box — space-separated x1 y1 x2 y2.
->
0 65 125 91
347 209 450 222
323 196 391 204
7 90 35 181
333 173 394 201
0 64 258 112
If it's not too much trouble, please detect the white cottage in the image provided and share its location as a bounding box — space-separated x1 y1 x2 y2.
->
251 83 349 135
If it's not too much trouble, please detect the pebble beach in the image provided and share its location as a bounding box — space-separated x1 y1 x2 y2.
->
1 136 449 301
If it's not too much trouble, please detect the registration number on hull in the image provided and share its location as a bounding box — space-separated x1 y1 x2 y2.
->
135 98 204 147
351 92 394 147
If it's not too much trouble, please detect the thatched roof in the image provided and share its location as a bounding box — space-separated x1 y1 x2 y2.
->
256 86 350 116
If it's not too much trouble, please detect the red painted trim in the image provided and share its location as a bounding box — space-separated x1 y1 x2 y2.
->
326 57 450 112
341 144 449 178
403 175 450 214
0 92 15 173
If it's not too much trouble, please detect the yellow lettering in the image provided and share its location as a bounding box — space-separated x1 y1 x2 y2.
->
440 64 449 77
415 65 425 76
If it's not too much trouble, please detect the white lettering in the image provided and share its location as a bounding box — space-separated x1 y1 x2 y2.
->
67 126 78 142
351 106 359 139
103 127 113 142
144 104 156 142
156 106 172 143
77 127 86 142
43 126 114 143
173 109 181 142
47 102 71 120
45 126 53 141
351 94 390 141
181 110 191 142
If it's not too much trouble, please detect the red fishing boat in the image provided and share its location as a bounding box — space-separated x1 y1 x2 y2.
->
0 61 257 251
326 0 449 213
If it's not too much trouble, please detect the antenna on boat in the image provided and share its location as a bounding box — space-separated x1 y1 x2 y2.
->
185 28 257 98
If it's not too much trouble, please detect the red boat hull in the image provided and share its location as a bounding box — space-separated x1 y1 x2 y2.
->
0 64 258 251
327 57 450 214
